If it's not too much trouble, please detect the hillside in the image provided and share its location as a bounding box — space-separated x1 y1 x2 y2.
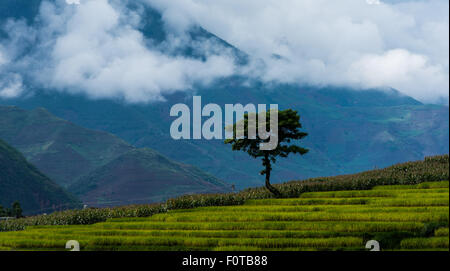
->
0 105 230 207
0 181 448 251
0 138 81 215
69 148 230 207
0 105 134 187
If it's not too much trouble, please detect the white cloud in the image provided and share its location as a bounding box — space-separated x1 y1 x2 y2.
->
0 18 35 99
0 74 24 99
0 39 24 99
0 50 6 66
145 0 449 103
0 0 448 104
1 0 236 103
349 49 449 102
41 0 236 102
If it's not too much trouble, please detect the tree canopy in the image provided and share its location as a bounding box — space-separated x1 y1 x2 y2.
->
225 109 308 196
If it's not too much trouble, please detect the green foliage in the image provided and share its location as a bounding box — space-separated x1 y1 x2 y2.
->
225 109 308 196
0 204 167 232
224 109 308 160
400 237 449 249
0 202 23 218
166 193 247 210
434 228 449 237
420 222 449 237
12 202 23 218
252 154 449 198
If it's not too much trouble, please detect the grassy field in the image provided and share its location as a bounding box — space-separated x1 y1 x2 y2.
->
0 181 448 251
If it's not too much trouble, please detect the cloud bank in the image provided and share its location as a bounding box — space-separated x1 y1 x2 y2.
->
1 0 236 102
0 0 448 103
146 0 449 103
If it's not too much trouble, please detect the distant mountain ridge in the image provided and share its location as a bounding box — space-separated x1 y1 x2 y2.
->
0 105 230 207
0 138 81 215
0 105 134 187
69 148 229 207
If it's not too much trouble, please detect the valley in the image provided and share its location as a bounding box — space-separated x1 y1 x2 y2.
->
0 105 230 211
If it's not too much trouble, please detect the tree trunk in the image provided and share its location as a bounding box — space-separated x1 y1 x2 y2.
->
264 155 281 197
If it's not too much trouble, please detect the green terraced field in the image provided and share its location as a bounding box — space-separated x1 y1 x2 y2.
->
0 182 448 251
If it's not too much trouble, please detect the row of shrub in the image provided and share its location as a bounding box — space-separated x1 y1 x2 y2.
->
0 201 23 218
263 154 449 198
0 204 168 232
1 155 448 232
167 155 449 208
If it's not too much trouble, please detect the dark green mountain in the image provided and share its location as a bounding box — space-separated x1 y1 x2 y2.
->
69 148 229 207
0 106 133 187
0 105 230 206
0 138 81 215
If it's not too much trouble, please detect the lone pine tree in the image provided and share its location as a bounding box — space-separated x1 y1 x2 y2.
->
225 109 308 197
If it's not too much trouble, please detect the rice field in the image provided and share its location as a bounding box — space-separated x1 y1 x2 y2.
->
0 181 448 251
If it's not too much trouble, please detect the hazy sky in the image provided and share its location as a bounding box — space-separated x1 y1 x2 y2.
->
0 0 448 104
